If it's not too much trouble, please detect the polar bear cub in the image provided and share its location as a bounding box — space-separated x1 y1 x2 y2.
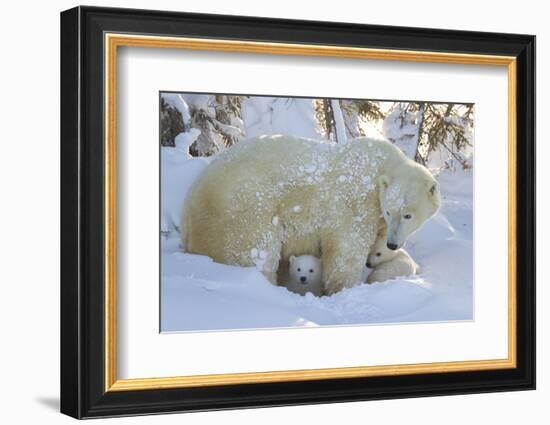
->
286 255 323 296
366 236 418 284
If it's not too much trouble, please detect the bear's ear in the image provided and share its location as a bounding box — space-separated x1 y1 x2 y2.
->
289 255 296 264
378 176 390 205
428 182 441 209
379 175 390 190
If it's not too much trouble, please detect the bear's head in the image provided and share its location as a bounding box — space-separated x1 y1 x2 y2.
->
378 164 441 250
289 255 322 286
366 232 400 268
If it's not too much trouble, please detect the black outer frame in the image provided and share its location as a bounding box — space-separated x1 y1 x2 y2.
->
60 5 536 419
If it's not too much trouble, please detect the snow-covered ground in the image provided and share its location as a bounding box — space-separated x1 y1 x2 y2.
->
160 144 473 332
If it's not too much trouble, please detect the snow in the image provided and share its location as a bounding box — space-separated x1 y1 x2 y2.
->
383 105 421 159
160 146 473 332
304 164 317 173
162 93 191 127
241 97 322 140
174 129 201 158
181 93 212 111
214 121 243 138
160 147 209 236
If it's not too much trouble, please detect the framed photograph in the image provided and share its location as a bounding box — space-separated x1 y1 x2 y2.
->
60 6 535 419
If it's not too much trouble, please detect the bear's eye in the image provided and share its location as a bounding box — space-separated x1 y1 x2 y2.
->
385 210 390 216
376 252 381 257
403 213 412 219
309 269 314 273
297 268 301 272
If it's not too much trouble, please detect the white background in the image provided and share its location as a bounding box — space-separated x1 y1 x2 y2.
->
118 47 508 378
0 0 545 424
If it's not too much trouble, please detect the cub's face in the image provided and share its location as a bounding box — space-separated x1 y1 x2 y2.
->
378 172 440 250
366 237 397 268
289 255 322 285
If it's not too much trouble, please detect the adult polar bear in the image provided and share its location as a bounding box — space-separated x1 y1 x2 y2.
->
182 135 440 295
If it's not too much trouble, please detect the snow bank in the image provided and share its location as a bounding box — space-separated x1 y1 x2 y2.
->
160 146 473 332
160 147 209 235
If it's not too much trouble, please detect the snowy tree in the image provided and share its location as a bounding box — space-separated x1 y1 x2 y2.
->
416 103 473 170
314 99 336 141
159 94 246 156
160 96 189 147
242 97 321 140
160 93 473 170
340 100 385 139
318 99 385 142
381 101 473 170
383 102 425 159
212 95 246 148
331 99 348 144
184 94 245 156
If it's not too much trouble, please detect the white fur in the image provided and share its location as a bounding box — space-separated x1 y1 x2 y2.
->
366 232 418 283
183 135 439 294
285 255 323 296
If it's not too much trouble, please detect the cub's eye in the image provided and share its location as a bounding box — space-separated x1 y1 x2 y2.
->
309 269 314 273
403 214 412 219
376 253 381 257
297 268 301 272
385 211 390 216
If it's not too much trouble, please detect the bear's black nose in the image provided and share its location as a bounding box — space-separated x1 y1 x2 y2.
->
387 242 398 250
300 276 307 283
366 261 371 268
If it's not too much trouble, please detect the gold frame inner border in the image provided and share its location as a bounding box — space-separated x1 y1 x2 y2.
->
104 33 517 392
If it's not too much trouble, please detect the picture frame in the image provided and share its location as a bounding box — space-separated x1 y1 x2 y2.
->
60 5 536 419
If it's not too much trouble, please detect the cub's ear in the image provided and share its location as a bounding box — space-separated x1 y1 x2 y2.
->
289 255 296 264
379 175 390 190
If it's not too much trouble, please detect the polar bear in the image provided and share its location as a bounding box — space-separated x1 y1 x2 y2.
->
183 135 440 295
366 231 418 283
285 255 323 296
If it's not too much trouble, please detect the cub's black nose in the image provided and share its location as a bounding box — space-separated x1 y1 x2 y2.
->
387 242 398 250
366 262 371 268
300 276 307 283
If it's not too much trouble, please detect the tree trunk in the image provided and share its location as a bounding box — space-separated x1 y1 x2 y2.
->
330 99 348 144
414 102 426 164
321 99 335 141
